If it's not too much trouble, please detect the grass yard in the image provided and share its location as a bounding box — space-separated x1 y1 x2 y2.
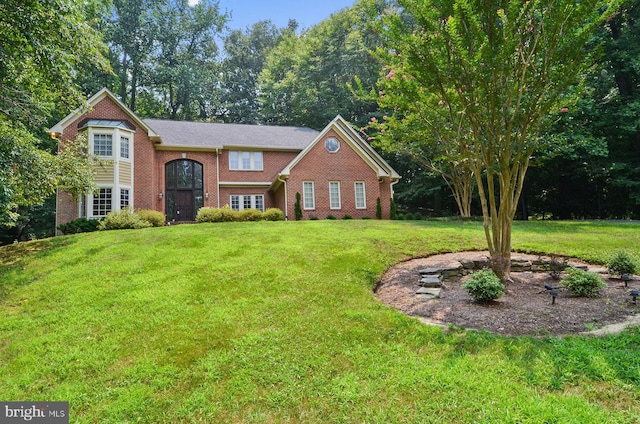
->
1 220 640 423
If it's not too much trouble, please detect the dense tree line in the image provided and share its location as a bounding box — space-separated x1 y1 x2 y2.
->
2 0 639 243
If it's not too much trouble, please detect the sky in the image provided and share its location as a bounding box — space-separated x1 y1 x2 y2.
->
191 0 356 30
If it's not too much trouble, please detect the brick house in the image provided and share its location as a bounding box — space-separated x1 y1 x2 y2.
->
50 88 400 227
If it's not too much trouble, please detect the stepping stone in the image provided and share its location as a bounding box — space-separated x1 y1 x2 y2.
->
419 265 461 276
419 275 443 288
416 287 442 299
419 268 442 275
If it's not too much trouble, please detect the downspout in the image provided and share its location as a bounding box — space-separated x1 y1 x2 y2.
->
278 174 289 220
216 148 221 207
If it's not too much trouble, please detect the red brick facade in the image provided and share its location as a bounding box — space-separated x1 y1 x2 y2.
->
53 89 399 228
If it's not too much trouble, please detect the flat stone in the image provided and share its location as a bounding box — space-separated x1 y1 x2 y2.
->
460 259 476 269
419 268 443 275
416 287 442 299
419 275 443 288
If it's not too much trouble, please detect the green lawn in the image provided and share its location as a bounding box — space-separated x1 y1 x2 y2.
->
1 220 640 423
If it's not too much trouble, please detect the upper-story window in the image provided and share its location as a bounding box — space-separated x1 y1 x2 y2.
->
93 134 113 157
120 136 130 159
229 151 263 171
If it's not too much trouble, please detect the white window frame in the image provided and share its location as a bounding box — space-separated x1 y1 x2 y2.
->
303 181 315 210
229 151 263 171
120 136 130 159
93 133 113 157
229 195 265 212
355 182 366 209
329 181 341 210
92 187 112 217
120 188 131 210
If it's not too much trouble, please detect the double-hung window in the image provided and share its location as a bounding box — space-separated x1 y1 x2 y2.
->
93 134 112 157
229 151 263 170
93 188 112 216
303 181 315 210
230 195 265 212
120 136 130 159
355 182 366 209
329 181 341 209
120 189 130 210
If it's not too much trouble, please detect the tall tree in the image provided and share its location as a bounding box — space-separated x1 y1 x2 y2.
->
373 0 621 281
259 0 388 130
0 0 109 227
220 20 294 123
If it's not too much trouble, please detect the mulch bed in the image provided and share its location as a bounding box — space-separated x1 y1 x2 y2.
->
375 251 640 336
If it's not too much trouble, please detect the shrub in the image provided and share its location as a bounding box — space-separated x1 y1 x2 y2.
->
57 218 101 235
98 209 152 230
136 209 165 227
342 215 353 220
309 215 319 220
390 198 397 220
326 214 336 220
263 208 285 221
196 206 238 223
238 209 263 222
561 267 606 297
361 216 371 220
376 197 382 219
462 269 504 303
294 192 302 221
607 249 639 276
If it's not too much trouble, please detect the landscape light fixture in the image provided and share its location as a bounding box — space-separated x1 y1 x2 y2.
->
622 273 631 287
631 289 639 305
550 289 559 305
158 192 163 200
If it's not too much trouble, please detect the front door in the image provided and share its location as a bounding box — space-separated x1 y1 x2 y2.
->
165 159 204 222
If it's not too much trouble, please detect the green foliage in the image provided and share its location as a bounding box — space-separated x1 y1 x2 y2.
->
136 209 166 227
325 214 336 220
1 221 639 422
57 218 101 235
98 209 152 231
342 215 353 220
196 206 238 223
376 197 382 219
561 268 606 297
607 249 639 276
462 269 505 303
238 209 264 222
294 192 303 220
263 208 285 221
390 197 397 220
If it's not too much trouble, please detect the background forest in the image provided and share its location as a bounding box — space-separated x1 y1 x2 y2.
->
2 0 639 243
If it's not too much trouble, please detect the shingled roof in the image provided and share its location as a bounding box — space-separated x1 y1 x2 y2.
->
144 119 319 151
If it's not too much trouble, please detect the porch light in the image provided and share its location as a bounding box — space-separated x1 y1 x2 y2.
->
622 273 631 287
631 289 639 305
205 192 209 200
158 192 163 200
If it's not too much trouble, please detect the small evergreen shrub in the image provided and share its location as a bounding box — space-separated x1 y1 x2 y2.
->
561 267 606 297
342 215 353 220
309 215 319 220
462 269 504 303
326 214 336 220
98 209 152 230
607 249 639 276
263 208 285 221
238 209 263 222
376 197 382 219
136 209 165 227
294 192 302 221
361 216 371 220
390 198 397 220
57 218 101 234
196 206 238 223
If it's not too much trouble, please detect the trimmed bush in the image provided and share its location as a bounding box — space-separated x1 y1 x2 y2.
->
98 209 152 230
607 249 639 276
326 214 336 220
376 197 382 219
263 208 285 221
561 267 606 297
238 209 263 222
462 269 504 303
294 192 302 221
342 215 353 220
196 206 238 223
136 209 166 227
57 218 101 235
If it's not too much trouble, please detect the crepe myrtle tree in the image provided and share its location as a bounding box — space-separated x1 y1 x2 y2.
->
369 0 621 282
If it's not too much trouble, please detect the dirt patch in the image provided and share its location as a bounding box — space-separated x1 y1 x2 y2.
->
375 251 640 336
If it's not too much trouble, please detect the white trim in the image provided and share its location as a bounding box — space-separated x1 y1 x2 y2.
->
303 181 315 210
219 181 272 188
329 181 341 210
355 181 366 209
229 194 265 212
